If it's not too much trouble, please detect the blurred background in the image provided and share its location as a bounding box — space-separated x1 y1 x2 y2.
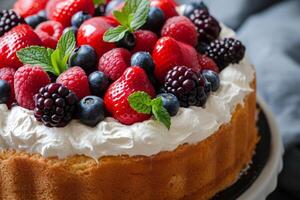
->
1 0 300 199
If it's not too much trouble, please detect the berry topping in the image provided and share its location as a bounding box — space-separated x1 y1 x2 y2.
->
0 67 16 107
157 93 179 116
13 0 48 18
98 48 131 81
88 71 110 97
34 83 78 127
164 66 207 107
14 65 51 110
132 30 158 53
142 7 165 33
63 26 78 36
161 16 198 47
198 54 219 73
131 52 155 74
35 20 64 49
202 70 220 92
0 80 11 104
201 38 246 70
0 10 25 37
57 66 91 100
25 11 47 29
69 45 98 74
150 0 178 19
104 66 156 125
94 4 107 17
77 96 105 126
116 32 136 50
183 1 208 17
71 11 92 28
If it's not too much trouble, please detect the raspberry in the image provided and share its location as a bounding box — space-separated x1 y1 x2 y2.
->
198 54 219 73
34 83 78 127
14 65 51 110
35 21 64 49
56 67 91 100
188 9 221 43
0 67 16 107
132 30 158 54
201 38 246 70
0 10 25 37
164 66 207 107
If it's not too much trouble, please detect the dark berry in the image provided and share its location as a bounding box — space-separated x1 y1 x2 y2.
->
202 70 220 92
183 1 208 18
157 93 180 116
116 32 136 50
201 38 246 70
37 10 47 20
34 83 78 127
204 79 212 94
71 11 92 28
0 10 24 37
77 96 105 126
131 52 155 74
143 7 165 33
69 45 98 74
94 4 106 16
0 80 10 104
63 26 78 36
88 71 110 97
164 66 207 107
25 14 47 28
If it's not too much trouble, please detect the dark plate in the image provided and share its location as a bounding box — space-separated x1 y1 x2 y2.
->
212 104 272 200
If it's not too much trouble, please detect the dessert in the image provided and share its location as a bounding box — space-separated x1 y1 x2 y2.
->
0 0 258 199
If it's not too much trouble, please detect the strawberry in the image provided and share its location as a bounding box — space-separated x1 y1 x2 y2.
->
161 16 198 47
152 37 200 82
104 66 156 125
56 66 90 100
0 24 42 69
46 0 95 27
13 0 49 18
0 68 16 107
132 30 158 54
150 0 178 19
102 16 120 27
98 48 131 81
35 20 64 49
77 17 116 57
198 54 219 73
14 65 51 110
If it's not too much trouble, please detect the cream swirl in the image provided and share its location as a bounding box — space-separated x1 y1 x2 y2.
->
0 26 255 159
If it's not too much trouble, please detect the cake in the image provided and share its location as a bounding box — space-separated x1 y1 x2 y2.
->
0 0 258 199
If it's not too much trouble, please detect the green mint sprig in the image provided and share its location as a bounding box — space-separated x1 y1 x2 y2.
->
93 0 106 5
128 91 171 129
103 0 150 42
16 30 76 76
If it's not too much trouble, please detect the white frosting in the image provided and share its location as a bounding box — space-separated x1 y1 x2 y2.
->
0 26 255 159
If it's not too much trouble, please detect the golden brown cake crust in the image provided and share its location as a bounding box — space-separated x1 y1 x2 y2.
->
0 82 258 200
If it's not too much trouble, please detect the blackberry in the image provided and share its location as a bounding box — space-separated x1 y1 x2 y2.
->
34 83 78 128
164 66 207 107
188 9 221 43
202 38 246 70
0 10 24 37
94 4 106 16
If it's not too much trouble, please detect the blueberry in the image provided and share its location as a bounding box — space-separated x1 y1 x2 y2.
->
71 11 92 28
157 93 180 116
202 70 220 92
77 96 105 126
143 7 165 32
131 52 155 74
204 79 212 94
25 14 47 28
69 45 98 73
0 80 10 104
63 26 78 36
116 32 136 50
88 71 110 97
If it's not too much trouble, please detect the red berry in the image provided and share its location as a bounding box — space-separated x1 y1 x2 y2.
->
14 65 51 110
0 24 42 69
98 48 131 81
13 0 48 18
150 0 178 19
46 0 95 27
161 16 198 47
35 20 64 49
101 16 120 27
77 17 116 57
56 67 90 100
104 66 156 125
152 37 200 82
0 68 16 107
198 54 219 73
132 30 158 54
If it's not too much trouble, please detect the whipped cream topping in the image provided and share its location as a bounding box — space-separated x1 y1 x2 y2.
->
0 26 255 159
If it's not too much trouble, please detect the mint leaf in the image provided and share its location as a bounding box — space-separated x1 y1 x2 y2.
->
17 46 56 75
128 91 152 114
103 26 129 42
93 0 105 5
113 10 129 26
152 103 171 130
130 0 150 30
